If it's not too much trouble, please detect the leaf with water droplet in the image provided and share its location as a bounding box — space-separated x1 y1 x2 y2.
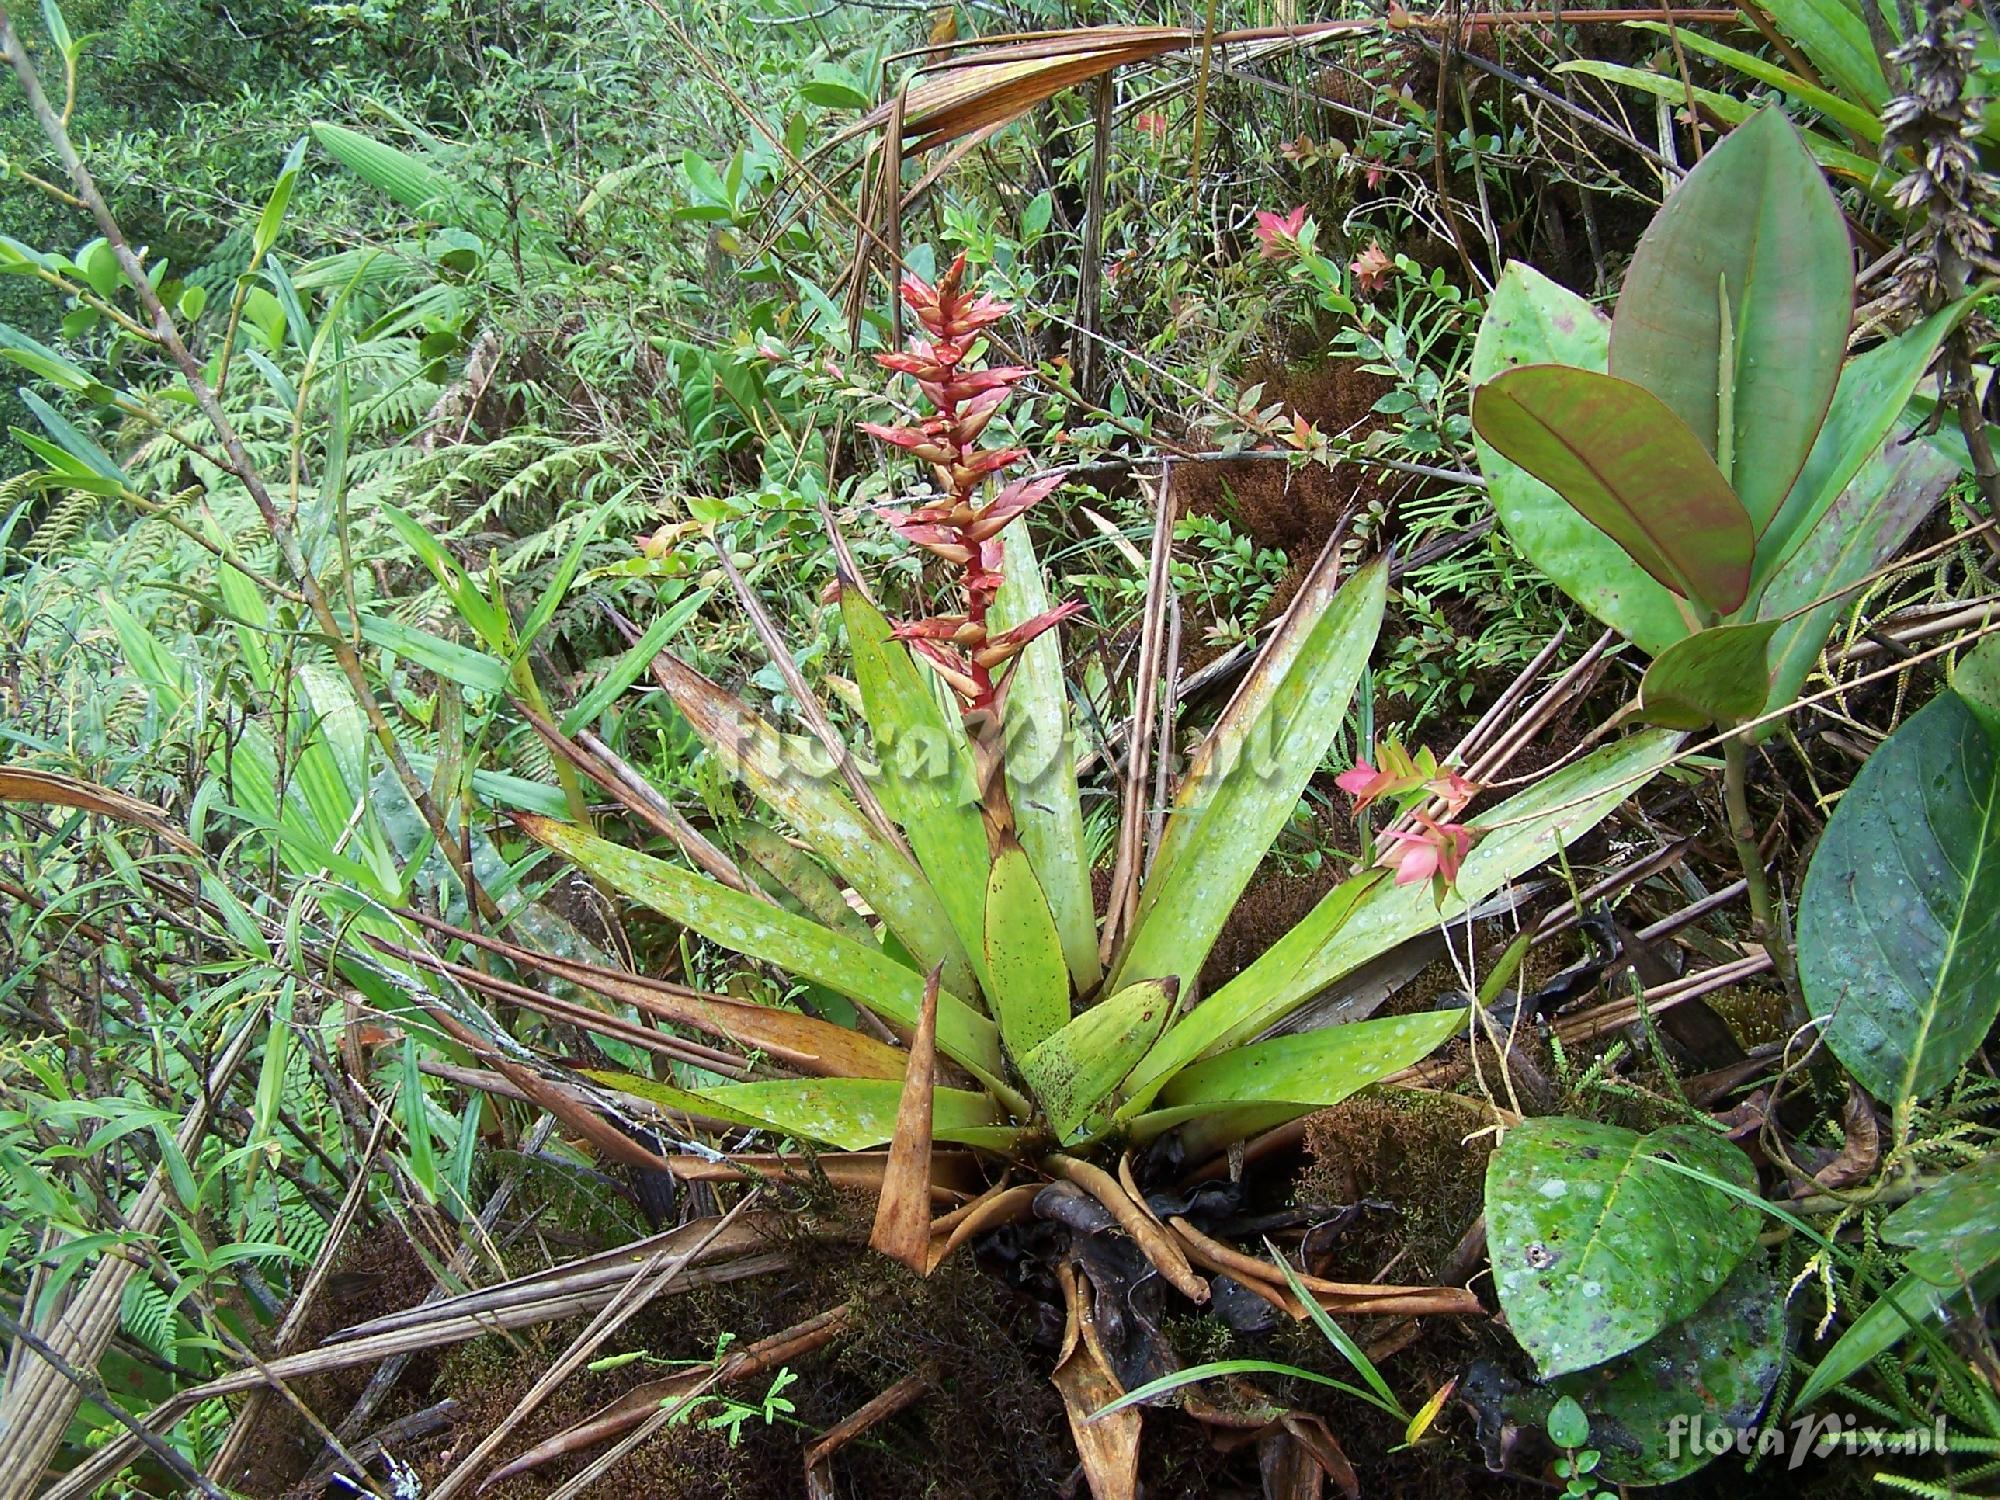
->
1486 1117 1761 1376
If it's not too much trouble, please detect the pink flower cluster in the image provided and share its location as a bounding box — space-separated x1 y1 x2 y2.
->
860 256 1079 714
1337 744 1481 889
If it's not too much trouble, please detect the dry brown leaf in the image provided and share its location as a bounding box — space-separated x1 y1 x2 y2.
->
0 765 201 855
802 1373 929 1499
1052 1262 1142 1500
665 1149 980 1201
400 911 908 1080
1807 1082 1882 1194
415 1004 673 1176
1267 1412 1359 1500
870 965 941 1271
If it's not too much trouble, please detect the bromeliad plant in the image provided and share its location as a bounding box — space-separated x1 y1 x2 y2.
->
1469 105 1974 981
467 256 1680 1488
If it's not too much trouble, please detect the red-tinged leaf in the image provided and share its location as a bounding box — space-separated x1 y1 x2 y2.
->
1610 106 1853 535
1471 365 1753 615
869 967 942 1273
985 598 1084 654
889 614 974 642
858 421 946 459
969 471 1066 540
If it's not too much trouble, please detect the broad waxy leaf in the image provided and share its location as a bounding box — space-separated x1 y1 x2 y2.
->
1470 264 1693 656
1610 106 1854 535
983 840 1071 1059
843 588 994 995
1794 1156 2000 1410
1120 729 1680 1112
1553 1260 1786 1485
1126 1008 1467 1142
1958 637 2000 734
597 1068 1005 1152
1637 619 1779 728
1753 299 1971 592
1757 423 1959 723
1486 1117 1762 1376
518 814 1003 1076
992 519 1101 990
1800 688 2000 1111
1019 978 1175 1142
1472 366 1753 615
646 650 976 996
1886 1151 2000 1287
1108 556 1386 994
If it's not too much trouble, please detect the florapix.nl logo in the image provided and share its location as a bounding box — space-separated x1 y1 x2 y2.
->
1667 1412 1950 1470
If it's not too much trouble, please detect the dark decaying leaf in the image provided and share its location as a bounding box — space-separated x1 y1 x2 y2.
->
1550 1259 1785 1486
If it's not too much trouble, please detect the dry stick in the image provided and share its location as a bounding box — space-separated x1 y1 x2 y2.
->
539 1305 855 1500
0 11 479 918
710 538 908 853
0 1308 229 1500
1074 71 1116 402
430 1190 763 1498
0 1015 258 1500
41 1249 793 1500
1100 471 1176 965
206 1107 393 1487
316 1113 555 1465
803 1374 931 1497
1448 625 1571 771
1467 628 1619 786
1146 590 1184 876
510 695 766 898
371 936 760 1077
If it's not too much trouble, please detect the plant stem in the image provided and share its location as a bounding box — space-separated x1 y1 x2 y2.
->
1722 732 1794 992
0 7 485 914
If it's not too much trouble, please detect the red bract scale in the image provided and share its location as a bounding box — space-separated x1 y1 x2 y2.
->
861 254 1080 716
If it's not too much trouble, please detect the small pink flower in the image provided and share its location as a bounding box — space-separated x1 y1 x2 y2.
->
1136 111 1170 140
1337 761 1398 810
1254 206 1309 261
1350 243 1394 295
1375 816 1473 889
1428 768 1480 814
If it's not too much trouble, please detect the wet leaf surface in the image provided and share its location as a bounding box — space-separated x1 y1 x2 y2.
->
1485 1117 1761 1376
1552 1258 1786 1485
1799 687 2000 1110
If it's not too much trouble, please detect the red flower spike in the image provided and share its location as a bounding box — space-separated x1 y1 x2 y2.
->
981 599 1084 656
865 252 1090 714
891 615 984 646
1254 206 1309 261
966 472 1066 542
